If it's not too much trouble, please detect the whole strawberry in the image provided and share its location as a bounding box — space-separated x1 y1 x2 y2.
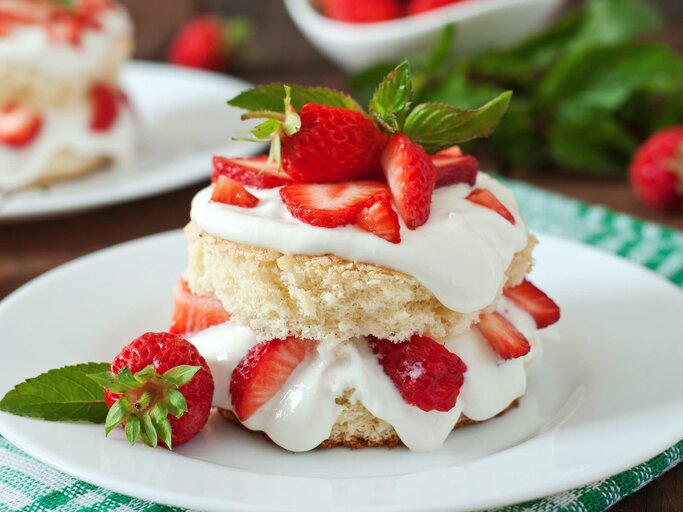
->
407 0 463 15
322 0 403 23
629 126 683 213
282 104 387 183
93 332 214 448
167 15 250 72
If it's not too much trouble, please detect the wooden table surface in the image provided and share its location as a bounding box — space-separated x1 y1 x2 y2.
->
1 0 681 510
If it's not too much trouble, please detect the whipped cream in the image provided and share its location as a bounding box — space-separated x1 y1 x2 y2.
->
190 300 541 452
0 104 135 190
191 173 529 313
0 7 132 77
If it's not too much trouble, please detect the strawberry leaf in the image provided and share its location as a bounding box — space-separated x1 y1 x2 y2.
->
124 415 141 446
0 363 110 423
229 84 363 112
403 91 512 153
161 365 201 388
105 397 128 436
369 61 413 133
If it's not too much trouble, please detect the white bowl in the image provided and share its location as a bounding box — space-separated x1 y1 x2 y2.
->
284 0 566 71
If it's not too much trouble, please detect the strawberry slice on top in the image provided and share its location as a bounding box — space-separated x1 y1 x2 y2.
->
231 336 317 421
466 188 515 224
356 198 401 243
89 83 120 132
381 133 437 230
0 104 43 148
432 146 479 188
477 312 530 360
280 181 390 228
211 175 259 208
169 279 231 336
503 279 560 328
212 155 291 189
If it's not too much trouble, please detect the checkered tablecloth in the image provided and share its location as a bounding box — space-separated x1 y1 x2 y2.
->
1 180 682 512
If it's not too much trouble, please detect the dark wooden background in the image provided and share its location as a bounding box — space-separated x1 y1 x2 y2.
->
1 0 681 510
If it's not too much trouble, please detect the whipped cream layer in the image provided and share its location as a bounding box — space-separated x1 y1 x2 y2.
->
190 299 541 452
0 105 135 190
191 173 529 313
0 7 131 77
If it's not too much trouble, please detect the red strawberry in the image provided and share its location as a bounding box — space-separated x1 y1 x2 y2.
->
629 126 683 213
503 279 560 328
466 188 515 224
169 279 231 336
231 337 316 421
100 332 214 448
90 83 119 132
282 104 387 183
370 335 468 412
322 0 403 23
477 312 530 360
211 175 259 208
0 104 43 148
381 133 437 230
212 155 291 189
407 0 463 15
356 198 401 243
432 146 478 188
280 181 389 228
46 15 82 45
167 15 249 72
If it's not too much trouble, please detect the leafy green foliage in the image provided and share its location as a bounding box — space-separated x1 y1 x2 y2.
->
228 84 363 112
369 61 413 133
351 0 683 176
0 363 110 423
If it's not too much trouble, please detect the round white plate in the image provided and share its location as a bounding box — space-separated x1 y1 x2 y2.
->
0 62 261 222
0 232 681 512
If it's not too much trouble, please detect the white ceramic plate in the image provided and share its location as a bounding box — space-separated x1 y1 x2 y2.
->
0 232 681 512
0 62 261 222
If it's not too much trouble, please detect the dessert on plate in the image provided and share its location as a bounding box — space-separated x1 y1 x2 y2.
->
0 0 135 191
169 65 561 452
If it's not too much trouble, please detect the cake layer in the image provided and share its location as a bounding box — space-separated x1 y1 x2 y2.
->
185 221 535 344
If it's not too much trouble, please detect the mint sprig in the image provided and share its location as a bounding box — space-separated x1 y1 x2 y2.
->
0 363 110 423
228 83 363 112
369 60 413 133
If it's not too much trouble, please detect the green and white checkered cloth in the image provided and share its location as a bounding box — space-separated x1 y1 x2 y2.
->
1 180 682 512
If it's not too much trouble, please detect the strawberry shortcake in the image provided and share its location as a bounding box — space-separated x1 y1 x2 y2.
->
0 0 135 191
170 65 561 452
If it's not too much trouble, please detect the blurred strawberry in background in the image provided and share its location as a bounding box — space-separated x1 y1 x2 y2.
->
406 0 466 15
318 0 465 23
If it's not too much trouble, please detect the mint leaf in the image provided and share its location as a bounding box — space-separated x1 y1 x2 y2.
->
403 91 512 153
229 84 363 112
369 61 412 133
0 363 110 423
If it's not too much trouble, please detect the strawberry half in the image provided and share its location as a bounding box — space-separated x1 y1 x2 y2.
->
466 188 515 224
0 104 43 148
432 146 478 188
46 15 82 45
169 279 231 336
211 175 259 208
477 312 530 360
381 133 437 230
90 83 119 132
356 198 401 243
503 279 560 328
370 335 467 412
230 337 317 421
212 155 291 189
280 181 389 228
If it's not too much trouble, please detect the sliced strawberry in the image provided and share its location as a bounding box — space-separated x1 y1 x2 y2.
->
212 155 291 189
356 198 401 243
46 15 82 45
478 312 530 360
280 181 389 228
0 104 43 148
211 175 259 208
231 337 317 421
381 133 437 230
370 335 467 412
466 188 515 224
90 83 119 132
169 279 231 336
432 146 478 188
503 279 560 328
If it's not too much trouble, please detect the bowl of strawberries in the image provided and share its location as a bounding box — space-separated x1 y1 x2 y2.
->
284 0 566 71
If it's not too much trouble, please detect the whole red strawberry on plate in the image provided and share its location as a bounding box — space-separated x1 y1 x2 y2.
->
91 332 214 448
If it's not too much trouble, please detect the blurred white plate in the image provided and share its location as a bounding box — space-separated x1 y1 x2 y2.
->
0 232 681 511
0 62 261 222
285 0 566 71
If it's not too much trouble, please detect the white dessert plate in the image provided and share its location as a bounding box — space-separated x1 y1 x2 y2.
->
0 62 261 222
0 231 681 511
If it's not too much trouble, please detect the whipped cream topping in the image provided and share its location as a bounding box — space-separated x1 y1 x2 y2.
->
0 7 131 77
191 173 529 313
0 104 135 190
190 299 541 452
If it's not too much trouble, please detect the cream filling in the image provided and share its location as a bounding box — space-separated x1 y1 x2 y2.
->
190 299 541 452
